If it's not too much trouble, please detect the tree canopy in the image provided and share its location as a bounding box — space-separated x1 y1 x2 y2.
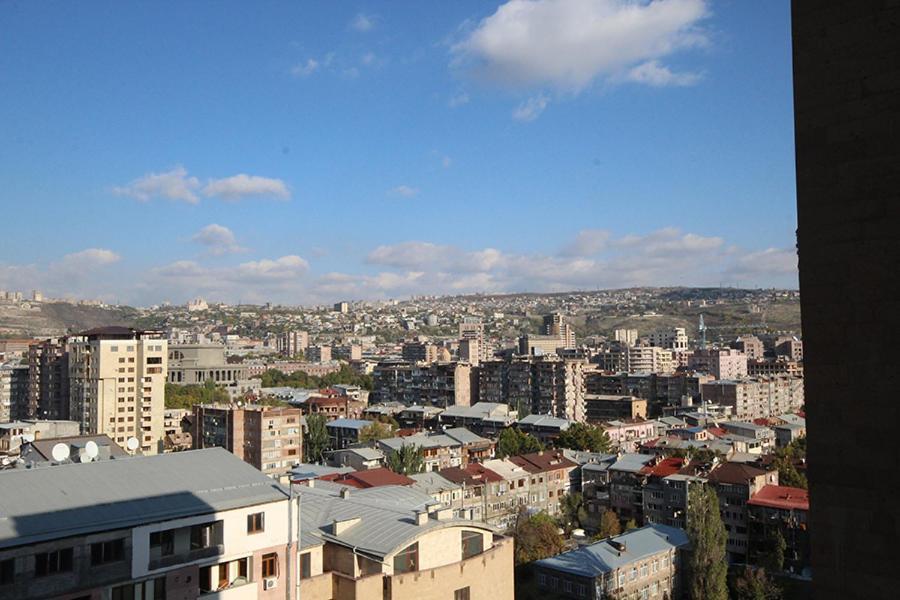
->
257 364 373 390
687 483 729 600
358 420 396 443
164 381 228 409
304 413 329 464
730 566 782 600
593 509 622 541
514 510 565 565
773 437 807 489
386 444 425 476
497 427 543 458
555 422 612 453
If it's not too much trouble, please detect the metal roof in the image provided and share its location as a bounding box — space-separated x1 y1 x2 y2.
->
535 524 689 577
325 418 372 430
0 448 289 550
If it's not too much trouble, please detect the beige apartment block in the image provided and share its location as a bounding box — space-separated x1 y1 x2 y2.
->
68 327 167 455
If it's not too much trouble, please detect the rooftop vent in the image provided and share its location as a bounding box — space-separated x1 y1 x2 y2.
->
340 487 351 499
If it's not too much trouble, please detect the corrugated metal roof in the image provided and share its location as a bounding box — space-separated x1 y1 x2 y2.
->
0 448 289 549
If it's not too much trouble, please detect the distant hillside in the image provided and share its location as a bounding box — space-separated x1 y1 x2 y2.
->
0 302 139 338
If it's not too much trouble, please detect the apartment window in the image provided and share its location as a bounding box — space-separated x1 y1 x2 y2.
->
300 552 311 579
393 542 418 574
147 357 162 364
261 553 278 578
247 512 265 534
34 548 73 577
454 587 471 600
0 558 14 585
111 346 119 352
461 530 483 560
150 530 174 556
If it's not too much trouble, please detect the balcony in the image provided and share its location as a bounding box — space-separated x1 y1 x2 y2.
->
199 578 256 600
150 544 224 570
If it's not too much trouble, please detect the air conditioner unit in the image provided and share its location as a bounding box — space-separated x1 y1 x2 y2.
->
263 577 278 590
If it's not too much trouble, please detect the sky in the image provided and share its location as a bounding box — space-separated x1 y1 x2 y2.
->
0 0 798 306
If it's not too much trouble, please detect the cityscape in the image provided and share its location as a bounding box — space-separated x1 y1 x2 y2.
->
1 1 895 600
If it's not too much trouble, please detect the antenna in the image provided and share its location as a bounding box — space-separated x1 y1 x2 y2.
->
85 440 99 459
126 437 140 453
51 443 71 463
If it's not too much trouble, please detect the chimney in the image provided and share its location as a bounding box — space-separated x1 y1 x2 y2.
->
340 487 351 499
415 510 429 525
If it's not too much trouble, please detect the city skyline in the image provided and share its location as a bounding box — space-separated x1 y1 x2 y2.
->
1 1 797 304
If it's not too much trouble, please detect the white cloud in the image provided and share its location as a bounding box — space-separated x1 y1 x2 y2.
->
191 224 247 255
512 94 549 121
388 185 420 198
561 229 610 256
202 174 290 201
723 247 798 286
625 59 700 86
291 58 320 77
350 13 376 32
112 166 200 204
453 0 708 91
60 248 121 267
448 92 470 108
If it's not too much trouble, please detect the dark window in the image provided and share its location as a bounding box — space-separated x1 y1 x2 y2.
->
261 553 278 578
300 552 311 579
150 530 174 556
247 512 265 534
147 357 163 364
455 587 471 600
461 531 484 560
91 539 125 565
0 558 14 585
111 584 134 600
393 542 418 574
34 548 73 577
190 522 216 550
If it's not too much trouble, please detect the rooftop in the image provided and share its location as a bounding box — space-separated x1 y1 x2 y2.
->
748 484 809 511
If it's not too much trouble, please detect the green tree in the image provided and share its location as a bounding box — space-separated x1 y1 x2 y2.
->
593 509 621 541
624 518 638 531
763 529 786 573
497 427 543 458
555 422 612 453
686 483 729 600
730 566 781 600
386 443 425 476
164 380 229 409
514 510 565 565
773 438 807 489
559 492 588 534
304 413 329 464
358 420 395 442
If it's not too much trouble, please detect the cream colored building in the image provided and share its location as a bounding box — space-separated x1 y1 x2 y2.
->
68 327 167 455
626 345 675 374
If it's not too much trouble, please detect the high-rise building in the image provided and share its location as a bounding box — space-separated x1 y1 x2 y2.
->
402 340 439 364
775 336 803 362
334 301 349 314
648 327 688 351
0 362 30 422
733 335 765 360
700 376 804 420
277 330 308 357
543 313 576 348
459 317 490 361
689 348 748 380
306 345 332 363
27 338 70 420
67 327 167 455
625 346 674 374
613 328 639 346
458 338 481 366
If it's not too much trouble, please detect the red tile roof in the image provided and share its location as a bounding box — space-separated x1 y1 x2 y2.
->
439 463 504 485
748 485 809 511
509 451 577 474
321 467 414 488
642 457 686 477
708 462 772 485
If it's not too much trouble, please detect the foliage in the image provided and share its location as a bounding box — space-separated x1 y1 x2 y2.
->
497 427 544 458
624 518 638 531
386 444 425 475
763 529 786 573
558 492 588 534
730 566 782 600
359 419 396 443
686 483 729 600
304 413 329 464
164 381 229 409
773 438 807 489
555 423 612 453
257 364 373 391
514 510 565 565
593 509 622 541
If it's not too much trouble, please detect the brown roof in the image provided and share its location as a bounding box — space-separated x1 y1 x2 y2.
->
707 462 771 485
748 485 809 511
509 450 577 474
439 463 504 485
322 467 414 489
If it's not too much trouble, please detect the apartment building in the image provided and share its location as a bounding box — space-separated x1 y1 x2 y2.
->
747 485 810 575
27 338 70 420
774 336 803 362
438 402 518 435
747 357 803 378
401 340 440 364
306 345 332 363
459 317 490 362
0 362 29 423
193 403 302 476
701 376 805 420
277 330 308 357
325 418 372 450
733 335 765 360
0 448 297 600
517 414 572 445
648 327 689 351
376 427 495 472
626 346 675 374
707 462 779 563
509 450 578 517
614 328 639 346
602 419 658 452
534 524 689 600
689 348 748 380
372 361 472 407
585 394 648 423
296 482 513 600
67 327 167 455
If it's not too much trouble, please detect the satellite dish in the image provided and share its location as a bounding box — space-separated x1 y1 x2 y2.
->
22 433 35 443
79 453 92 463
85 440 100 459
1 457 10 466
126 437 140 452
51 443 71 463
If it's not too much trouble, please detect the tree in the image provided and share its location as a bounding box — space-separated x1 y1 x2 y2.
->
514 510 565 565
730 566 781 600
624 518 638 531
686 483 729 600
555 422 612 453
763 529 786 573
593 509 622 541
559 492 588 534
358 420 395 443
497 427 543 458
164 380 229 410
304 413 329 464
386 444 425 475
773 438 807 489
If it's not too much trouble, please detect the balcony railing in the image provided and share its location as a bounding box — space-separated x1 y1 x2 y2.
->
149 544 224 570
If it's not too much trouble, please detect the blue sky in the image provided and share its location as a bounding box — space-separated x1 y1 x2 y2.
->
0 0 797 305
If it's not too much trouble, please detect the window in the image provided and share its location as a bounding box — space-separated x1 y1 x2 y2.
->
91 539 125 565
190 522 218 550
112 577 165 600
393 542 418 574
0 558 14 585
247 512 265 534
261 553 278 578
147 357 162 364
461 531 483 560
300 552 311 579
455 587 471 600
34 548 73 576
150 530 174 556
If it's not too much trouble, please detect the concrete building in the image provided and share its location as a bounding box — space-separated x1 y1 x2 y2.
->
585 395 648 423
648 327 689 351
26 338 70 420
614 329 639 347
747 484 810 575
626 346 674 374
689 348 748 380
402 340 440 364
0 362 29 423
533 524 689 600
296 482 513 600
0 448 297 600
0 419 80 456
306 345 332 363
774 336 803 362
458 338 481 366
325 418 372 450
707 462 779 563
544 313 576 348
332 344 362 361
333 301 349 314
747 357 803 378
193 403 302 476
701 376 804 421
67 327 167 455
373 361 472 408
276 330 308 357
516 414 572 445
167 343 250 386
733 335 765 360
459 317 490 362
